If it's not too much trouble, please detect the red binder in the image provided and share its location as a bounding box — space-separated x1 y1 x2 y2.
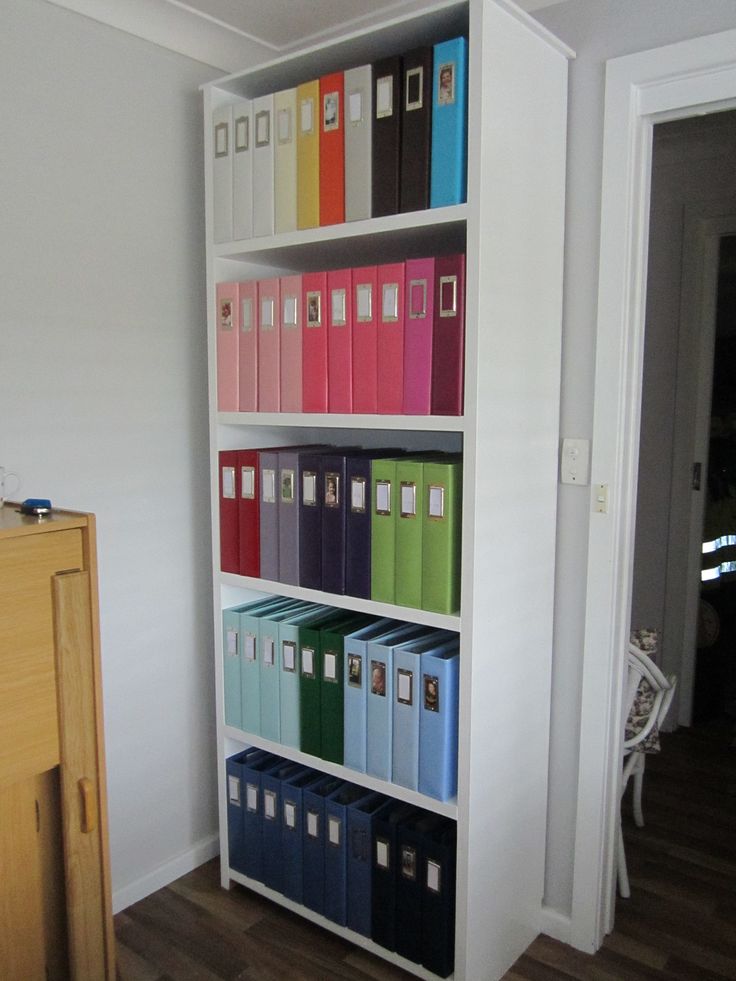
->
376 261 405 414
302 270 329 412
238 280 258 412
430 253 466 416
216 282 238 412
351 265 378 414
219 449 239 573
257 277 280 412
236 448 260 578
280 273 303 413
319 72 345 226
327 267 353 413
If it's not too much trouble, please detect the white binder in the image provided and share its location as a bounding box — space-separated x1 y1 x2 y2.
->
274 88 297 235
212 104 233 243
344 66 373 223
232 98 253 241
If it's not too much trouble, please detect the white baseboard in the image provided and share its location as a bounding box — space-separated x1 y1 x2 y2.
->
112 834 220 914
537 904 572 945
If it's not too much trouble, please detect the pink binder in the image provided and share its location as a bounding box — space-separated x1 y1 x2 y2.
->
237 280 258 412
327 267 353 413
280 273 303 412
257 277 281 412
216 282 238 412
301 270 328 412
402 257 435 415
351 265 378 414
376 261 405 414
431 253 466 416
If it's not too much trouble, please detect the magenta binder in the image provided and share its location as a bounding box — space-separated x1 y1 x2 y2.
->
280 273 303 413
402 257 435 415
376 261 405 415
216 282 239 412
238 280 258 412
327 267 353 413
257 277 281 412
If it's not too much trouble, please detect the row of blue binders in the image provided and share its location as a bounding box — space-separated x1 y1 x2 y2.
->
226 749 456 978
223 599 460 802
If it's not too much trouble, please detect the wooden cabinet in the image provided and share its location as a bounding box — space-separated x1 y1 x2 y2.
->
0 506 114 981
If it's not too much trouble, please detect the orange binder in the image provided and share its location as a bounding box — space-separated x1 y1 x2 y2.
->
319 72 345 227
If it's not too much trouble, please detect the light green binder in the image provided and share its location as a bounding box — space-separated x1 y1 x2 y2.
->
370 457 401 604
421 457 462 614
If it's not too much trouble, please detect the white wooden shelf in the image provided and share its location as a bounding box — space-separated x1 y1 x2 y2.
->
218 411 466 433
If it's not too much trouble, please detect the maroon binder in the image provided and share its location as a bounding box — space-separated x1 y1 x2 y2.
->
236 448 260 578
430 254 466 416
400 47 433 214
371 56 402 218
219 449 239 574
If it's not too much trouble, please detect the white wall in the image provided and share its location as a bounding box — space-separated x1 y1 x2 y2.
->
534 0 736 917
0 0 260 911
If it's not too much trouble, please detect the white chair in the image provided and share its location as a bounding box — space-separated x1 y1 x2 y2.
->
617 642 677 898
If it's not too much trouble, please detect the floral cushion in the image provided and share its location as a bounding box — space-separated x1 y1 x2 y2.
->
625 676 660 753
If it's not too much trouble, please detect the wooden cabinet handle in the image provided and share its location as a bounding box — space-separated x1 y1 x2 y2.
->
78 777 97 834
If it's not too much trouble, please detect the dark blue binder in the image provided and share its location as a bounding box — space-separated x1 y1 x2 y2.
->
280 766 323 905
261 760 306 893
420 818 457 978
346 791 387 937
302 775 344 915
395 811 445 964
370 799 419 951
241 751 283 883
226 747 266 875
324 783 375 925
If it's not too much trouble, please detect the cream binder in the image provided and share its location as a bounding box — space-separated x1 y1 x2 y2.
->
274 88 297 235
252 93 275 237
212 104 233 243
232 98 253 240
344 65 373 222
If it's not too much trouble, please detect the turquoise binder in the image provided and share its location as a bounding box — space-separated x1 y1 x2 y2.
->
429 37 468 208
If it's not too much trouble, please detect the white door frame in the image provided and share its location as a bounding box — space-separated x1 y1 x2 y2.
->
570 29 736 953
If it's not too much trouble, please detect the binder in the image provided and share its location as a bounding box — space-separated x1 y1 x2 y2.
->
345 449 398 600
327 267 353 413
219 449 239 574
393 631 458 792
223 597 281 730
232 98 253 240
281 766 323 904
376 261 405 414
421 819 457 977
241 751 283 882
236 447 260 578
279 273 303 413
302 774 344 914
320 614 375 765
402 257 436 415
430 253 466 416
296 79 320 230
400 47 433 214
212 104 233 243
344 64 372 223
395 811 445 964
274 88 297 235
257 277 280 413
346 791 387 937
240 597 297 736
252 92 275 237
366 623 431 781
343 618 398 773
278 446 320 587
278 603 330 749
419 644 460 801
371 799 420 951
324 783 375 925
225 748 252 874
216 281 238 412
298 446 327 590
238 279 258 412
320 450 350 596
258 600 309 743
421 456 462 614
319 71 345 226
429 36 468 209
258 447 280 581
351 265 378 414
261 760 305 893
301 270 328 413
371 56 402 218
370 456 401 603
394 456 425 609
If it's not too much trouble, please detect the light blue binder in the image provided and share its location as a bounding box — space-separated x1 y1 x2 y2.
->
342 618 399 773
258 600 309 743
365 623 430 781
223 597 283 730
418 644 461 800
239 596 296 735
391 631 458 791
429 36 468 208
278 604 331 748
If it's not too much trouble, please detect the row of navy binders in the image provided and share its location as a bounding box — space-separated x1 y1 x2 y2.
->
215 252 466 417
222 600 460 802
212 37 468 243
219 446 462 615
226 749 456 977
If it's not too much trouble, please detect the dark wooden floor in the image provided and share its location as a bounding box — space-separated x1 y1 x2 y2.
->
115 722 736 980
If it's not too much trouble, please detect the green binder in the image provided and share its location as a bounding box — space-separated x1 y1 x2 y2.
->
370 457 402 604
421 457 462 614
394 457 425 609
319 613 376 765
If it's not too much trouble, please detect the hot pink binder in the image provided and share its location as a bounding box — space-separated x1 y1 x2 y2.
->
327 267 353 413
216 282 239 412
257 277 281 412
402 257 435 415
237 280 258 412
301 270 328 412
280 273 303 412
376 261 405 414
351 265 378 414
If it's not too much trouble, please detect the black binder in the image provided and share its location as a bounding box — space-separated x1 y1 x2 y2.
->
371 56 402 217
400 47 433 213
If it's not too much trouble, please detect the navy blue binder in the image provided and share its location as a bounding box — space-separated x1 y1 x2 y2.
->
298 448 326 589
241 752 283 883
261 760 306 893
346 791 387 937
395 811 445 964
281 766 322 904
324 783 375 925
320 451 350 594
302 775 344 915
421 818 457 978
370 800 419 951
226 747 266 875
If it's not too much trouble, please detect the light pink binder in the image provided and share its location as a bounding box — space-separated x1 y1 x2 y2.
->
402 257 435 415
216 282 238 411
376 261 405 414
257 278 281 411
237 280 258 412
279 274 303 412
327 267 353 413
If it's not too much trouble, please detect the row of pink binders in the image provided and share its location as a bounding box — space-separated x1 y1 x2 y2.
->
216 253 465 416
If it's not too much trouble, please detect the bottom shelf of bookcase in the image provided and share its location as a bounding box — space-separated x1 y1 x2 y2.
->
225 865 453 981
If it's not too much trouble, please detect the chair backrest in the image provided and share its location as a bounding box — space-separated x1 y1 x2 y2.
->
623 643 677 752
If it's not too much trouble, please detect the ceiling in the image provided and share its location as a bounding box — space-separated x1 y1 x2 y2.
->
45 0 564 71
